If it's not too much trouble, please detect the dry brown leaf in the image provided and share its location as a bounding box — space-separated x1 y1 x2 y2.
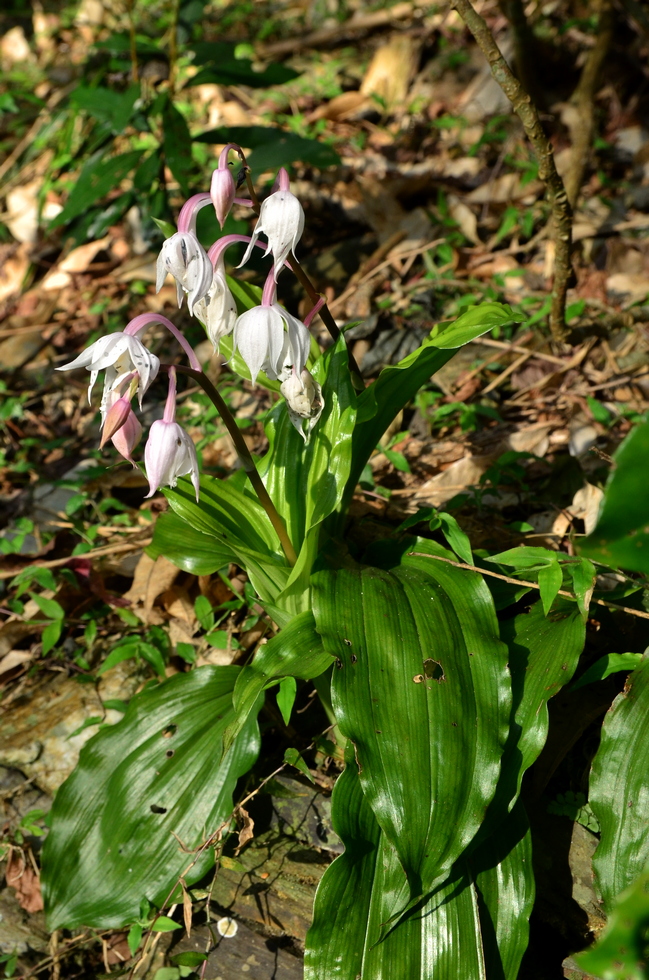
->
0 243 30 305
6 851 44 914
41 237 112 291
360 35 418 107
123 553 180 624
0 649 34 680
181 879 192 937
466 173 543 205
234 805 255 856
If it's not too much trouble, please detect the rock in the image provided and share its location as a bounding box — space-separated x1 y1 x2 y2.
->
207 829 330 941
172 919 303 979
0 888 48 955
0 661 147 793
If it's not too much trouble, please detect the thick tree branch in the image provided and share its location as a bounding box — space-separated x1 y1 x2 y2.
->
451 0 573 343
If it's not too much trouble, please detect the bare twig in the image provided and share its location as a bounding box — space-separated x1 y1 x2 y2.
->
451 0 573 342
409 552 649 621
563 0 614 207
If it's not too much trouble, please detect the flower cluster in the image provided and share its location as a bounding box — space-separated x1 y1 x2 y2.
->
58 144 325 498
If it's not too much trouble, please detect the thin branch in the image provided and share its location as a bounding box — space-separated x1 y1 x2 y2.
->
451 0 573 343
409 552 649 621
563 0 614 208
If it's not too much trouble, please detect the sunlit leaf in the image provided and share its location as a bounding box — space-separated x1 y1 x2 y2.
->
589 654 649 908
42 666 261 929
579 418 649 574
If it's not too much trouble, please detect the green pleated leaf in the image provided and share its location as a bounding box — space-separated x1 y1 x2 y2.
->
224 610 332 750
571 652 644 691
589 654 649 909
262 335 356 551
470 799 535 980
162 475 290 601
312 548 510 898
343 305 520 514
579 418 649 574
496 597 585 810
42 666 260 930
147 511 234 575
162 97 194 196
575 868 649 980
305 752 534 980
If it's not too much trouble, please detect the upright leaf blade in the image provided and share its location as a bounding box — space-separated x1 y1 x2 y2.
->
312 550 510 897
579 419 649 574
589 654 649 909
306 753 533 980
42 666 260 929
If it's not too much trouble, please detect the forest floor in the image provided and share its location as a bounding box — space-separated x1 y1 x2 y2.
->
1 0 649 977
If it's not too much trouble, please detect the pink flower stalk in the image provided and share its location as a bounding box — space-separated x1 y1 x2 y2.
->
239 168 305 281
233 269 311 382
124 313 202 372
144 368 200 501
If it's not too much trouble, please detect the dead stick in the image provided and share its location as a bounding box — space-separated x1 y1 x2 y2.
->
409 552 649 621
563 0 614 208
450 0 573 343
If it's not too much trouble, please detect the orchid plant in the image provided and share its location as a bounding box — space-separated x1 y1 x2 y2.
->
41 144 625 980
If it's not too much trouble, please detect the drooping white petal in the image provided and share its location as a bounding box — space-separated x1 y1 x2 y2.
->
237 187 304 280
144 420 200 501
276 306 310 377
194 265 237 349
56 334 121 374
234 305 284 383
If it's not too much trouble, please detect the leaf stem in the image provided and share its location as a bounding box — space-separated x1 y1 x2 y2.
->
174 365 297 566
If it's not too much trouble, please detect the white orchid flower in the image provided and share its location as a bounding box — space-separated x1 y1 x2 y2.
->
56 331 159 417
156 231 213 314
143 368 200 501
234 298 310 385
239 168 304 281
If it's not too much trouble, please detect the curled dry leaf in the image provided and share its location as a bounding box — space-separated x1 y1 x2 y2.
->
6 850 44 914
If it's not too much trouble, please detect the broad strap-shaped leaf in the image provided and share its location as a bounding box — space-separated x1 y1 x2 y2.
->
312 552 510 897
579 418 649 574
305 754 533 980
163 475 290 601
224 610 333 751
589 654 649 909
470 799 534 980
497 597 586 810
261 335 356 550
147 511 234 575
342 303 521 513
42 666 260 930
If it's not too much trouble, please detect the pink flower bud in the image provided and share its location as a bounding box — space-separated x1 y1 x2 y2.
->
100 396 132 448
210 166 236 229
111 409 142 464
